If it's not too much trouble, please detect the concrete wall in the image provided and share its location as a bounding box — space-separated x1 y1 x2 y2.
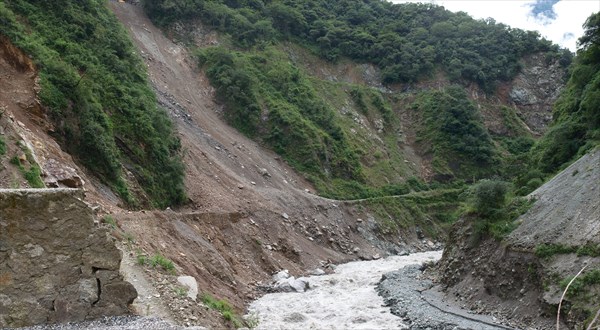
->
0 189 136 327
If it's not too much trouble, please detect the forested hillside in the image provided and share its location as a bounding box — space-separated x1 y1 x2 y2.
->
529 12 600 177
144 0 569 91
143 0 567 198
0 0 185 207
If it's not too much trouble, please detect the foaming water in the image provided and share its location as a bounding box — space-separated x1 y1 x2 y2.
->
247 250 442 330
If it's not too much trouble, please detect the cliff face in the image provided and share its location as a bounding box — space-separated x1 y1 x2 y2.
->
438 149 600 329
0 189 136 328
507 53 567 135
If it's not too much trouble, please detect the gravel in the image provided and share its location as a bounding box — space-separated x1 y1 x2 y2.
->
10 316 206 330
377 265 516 330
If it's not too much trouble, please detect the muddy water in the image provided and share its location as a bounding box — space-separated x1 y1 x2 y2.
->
247 251 441 330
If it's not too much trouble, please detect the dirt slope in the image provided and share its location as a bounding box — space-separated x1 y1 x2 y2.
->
437 149 600 329
106 2 439 327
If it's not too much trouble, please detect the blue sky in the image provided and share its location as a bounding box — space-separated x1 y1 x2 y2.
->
389 0 599 51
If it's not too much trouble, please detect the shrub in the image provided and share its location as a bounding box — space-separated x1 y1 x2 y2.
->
470 179 510 218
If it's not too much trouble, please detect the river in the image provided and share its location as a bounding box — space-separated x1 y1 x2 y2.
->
246 251 442 330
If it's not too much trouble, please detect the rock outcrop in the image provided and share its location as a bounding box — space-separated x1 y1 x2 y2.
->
0 189 136 328
508 53 566 134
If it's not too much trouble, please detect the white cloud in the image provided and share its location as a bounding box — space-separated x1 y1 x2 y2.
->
388 0 600 51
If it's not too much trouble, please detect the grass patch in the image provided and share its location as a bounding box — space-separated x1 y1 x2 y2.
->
173 286 188 298
358 187 464 238
0 137 6 155
136 254 147 266
561 269 600 298
136 252 176 274
101 215 117 229
9 146 45 188
558 268 600 328
201 293 244 328
535 243 600 259
149 254 175 273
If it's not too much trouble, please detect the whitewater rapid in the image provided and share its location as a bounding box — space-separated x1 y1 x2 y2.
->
246 250 442 330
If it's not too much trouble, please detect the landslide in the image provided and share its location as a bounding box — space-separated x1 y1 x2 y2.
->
142 0 568 192
107 2 452 327
0 1 578 329
1 2 455 327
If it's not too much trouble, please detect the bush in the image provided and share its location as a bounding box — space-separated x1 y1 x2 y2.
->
470 179 510 218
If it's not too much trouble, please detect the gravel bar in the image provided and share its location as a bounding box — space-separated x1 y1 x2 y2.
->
377 265 517 330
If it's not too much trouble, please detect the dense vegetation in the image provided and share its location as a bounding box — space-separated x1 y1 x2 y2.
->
196 46 365 196
143 0 565 92
0 0 185 207
529 12 600 176
411 86 496 180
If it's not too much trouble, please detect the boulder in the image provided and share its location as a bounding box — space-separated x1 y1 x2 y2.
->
177 276 199 301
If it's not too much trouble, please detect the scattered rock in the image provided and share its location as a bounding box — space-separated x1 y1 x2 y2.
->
282 213 289 220
272 270 290 282
310 268 325 276
177 276 198 301
283 312 307 323
257 167 270 177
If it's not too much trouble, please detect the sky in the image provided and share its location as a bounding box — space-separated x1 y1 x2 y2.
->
389 0 600 51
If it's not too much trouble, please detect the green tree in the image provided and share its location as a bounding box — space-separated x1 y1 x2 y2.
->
470 180 510 218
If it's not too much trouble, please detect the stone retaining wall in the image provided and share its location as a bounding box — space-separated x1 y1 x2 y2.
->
0 189 136 327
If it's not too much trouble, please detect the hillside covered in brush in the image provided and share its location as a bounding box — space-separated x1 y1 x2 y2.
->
143 0 569 198
0 0 185 207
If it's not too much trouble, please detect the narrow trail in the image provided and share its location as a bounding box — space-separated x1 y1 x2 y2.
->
119 246 173 321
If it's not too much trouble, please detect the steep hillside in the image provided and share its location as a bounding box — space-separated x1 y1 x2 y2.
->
143 0 567 197
438 149 600 329
0 0 590 329
530 12 600 178
0 1 184 207
437 14 600 329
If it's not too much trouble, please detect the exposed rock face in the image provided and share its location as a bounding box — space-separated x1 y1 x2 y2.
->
509 53 566 134
0 189 136 328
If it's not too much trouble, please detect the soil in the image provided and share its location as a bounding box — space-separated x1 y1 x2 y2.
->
436 150 600 329
103 2 435 328
0 1 578 329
